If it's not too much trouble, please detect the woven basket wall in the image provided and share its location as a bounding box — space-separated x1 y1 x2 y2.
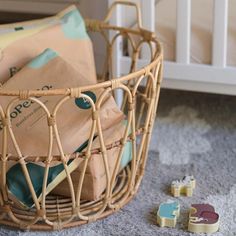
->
0 1 163 231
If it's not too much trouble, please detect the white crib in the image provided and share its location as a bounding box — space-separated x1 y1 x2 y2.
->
109 0 236 96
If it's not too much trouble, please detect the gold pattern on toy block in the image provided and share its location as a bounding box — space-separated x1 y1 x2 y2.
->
171 175 196 197
188 204 219 234
157 200 180 228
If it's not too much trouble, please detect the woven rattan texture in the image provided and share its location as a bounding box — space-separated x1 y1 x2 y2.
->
0 1 163 230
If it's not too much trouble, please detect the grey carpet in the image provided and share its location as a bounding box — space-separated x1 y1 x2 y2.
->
1 89 236 236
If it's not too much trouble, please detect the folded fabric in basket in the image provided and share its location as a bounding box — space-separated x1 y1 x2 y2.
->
0 49 124 208
53 120 133 201
0 5 97 85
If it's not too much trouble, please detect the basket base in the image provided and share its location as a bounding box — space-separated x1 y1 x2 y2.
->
0 165 138 231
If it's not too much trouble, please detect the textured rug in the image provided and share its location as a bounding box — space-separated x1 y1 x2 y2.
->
0 89 236 236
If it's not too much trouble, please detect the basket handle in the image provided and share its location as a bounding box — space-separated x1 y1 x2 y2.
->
104 1 142 29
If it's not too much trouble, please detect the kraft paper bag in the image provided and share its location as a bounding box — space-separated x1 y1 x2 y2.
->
0 48 124 156
0 49 124 208
53 120 133 201
0 5 97 85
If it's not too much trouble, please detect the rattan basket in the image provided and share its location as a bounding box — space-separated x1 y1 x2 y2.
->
0 1 163 231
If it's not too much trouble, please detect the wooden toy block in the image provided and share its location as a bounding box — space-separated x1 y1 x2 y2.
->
188 204 220 234
171 175 196 197
157 200 180 228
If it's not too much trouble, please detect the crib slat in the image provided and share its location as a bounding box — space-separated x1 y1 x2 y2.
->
141 0 155 32
108 0 123 107
141 0 155 59
212 0 228 67
176 0 191 64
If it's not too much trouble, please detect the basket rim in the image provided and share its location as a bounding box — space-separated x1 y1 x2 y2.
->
0 22 163 97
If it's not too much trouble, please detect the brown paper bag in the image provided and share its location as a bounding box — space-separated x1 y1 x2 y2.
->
0 5 97 85
52 120 132 200
1 48 123 208
0 48 123 156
